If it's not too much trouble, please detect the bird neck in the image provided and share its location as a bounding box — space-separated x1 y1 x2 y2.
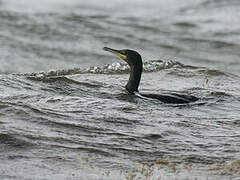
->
125 63 142 94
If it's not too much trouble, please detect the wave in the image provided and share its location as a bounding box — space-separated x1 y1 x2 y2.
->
18 60 184 80
18 59 240 82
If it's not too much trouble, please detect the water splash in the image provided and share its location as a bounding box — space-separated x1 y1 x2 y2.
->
19 60 184 80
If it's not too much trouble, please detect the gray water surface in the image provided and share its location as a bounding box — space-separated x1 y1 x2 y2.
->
0 0 240 179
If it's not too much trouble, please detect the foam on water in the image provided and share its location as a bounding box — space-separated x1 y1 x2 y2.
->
19 60 184 81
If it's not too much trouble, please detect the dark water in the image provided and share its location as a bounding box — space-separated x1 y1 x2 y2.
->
0 0 240 179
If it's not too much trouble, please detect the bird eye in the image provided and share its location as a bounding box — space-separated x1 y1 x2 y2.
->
120 50 126 55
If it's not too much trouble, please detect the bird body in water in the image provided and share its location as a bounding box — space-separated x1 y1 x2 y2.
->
103 47 199 104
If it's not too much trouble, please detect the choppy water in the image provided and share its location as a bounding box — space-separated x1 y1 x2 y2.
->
0 0 240 179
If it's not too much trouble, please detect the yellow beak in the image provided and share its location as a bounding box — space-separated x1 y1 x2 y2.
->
103 47 127 60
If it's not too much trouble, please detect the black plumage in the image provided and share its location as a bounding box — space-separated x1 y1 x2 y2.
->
103 47 198 104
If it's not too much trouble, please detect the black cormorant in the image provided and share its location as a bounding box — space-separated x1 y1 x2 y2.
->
103 47 199 104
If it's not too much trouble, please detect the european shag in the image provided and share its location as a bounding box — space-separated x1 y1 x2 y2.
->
103 47 198 104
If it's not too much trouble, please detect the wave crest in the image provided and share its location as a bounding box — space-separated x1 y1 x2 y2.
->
21 60 184 80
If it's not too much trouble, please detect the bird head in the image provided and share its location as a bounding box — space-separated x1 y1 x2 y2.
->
103 47 142 67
